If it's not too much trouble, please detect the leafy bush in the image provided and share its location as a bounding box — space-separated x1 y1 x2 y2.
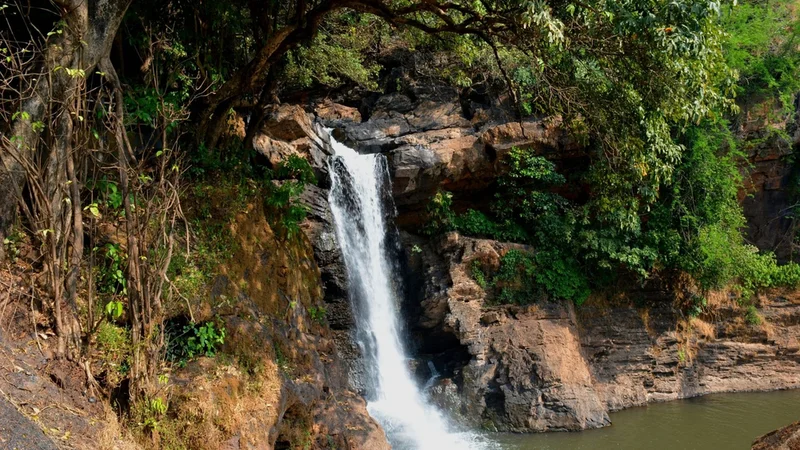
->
428 131 800 309
723 0 800 111
282 11 383 91
455 209 528 243
274 154 316 184
423 190 457 235
469 249 589 306
265 181 308 239
90 177 124 212
745 304 762 326
184 321 225 358
308 306 327 324
97 243 127 295
494 250 537 305
95 322 131 387
532 250 590 306
166 320 226 365
471 260 489 289
2 227 25 262
425 148 591 306
264 155 316 240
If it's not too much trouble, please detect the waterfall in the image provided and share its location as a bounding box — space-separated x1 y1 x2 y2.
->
327 134 493 450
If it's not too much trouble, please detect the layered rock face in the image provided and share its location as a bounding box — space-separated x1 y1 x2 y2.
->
407 232 800 432
752 421 800 450
319 87 579 222
406 232 609 432
580 292 800 411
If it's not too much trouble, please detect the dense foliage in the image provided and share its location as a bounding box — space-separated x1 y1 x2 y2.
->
425 0 800 308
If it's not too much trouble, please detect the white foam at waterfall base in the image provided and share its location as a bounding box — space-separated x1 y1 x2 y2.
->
327 135 496 450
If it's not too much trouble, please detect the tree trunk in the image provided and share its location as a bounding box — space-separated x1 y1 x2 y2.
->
195 0 343 148
0 0 132 355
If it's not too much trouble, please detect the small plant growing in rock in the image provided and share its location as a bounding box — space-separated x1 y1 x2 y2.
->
274 343 294 375
423 190 456 235
471 260 489 289
308 306 327 324
140 397 168 432
745 304 762 326
105 300 124 321
2 227 25 262
148 397 168 416
96 242 127 295
275 154 316 184
184 321 225 358
265 155 315 240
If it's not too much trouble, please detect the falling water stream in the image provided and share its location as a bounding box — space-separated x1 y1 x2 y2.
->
327 135 493 450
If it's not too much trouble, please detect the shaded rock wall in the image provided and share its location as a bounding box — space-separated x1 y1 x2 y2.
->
739 102 799 262
252 103 370 394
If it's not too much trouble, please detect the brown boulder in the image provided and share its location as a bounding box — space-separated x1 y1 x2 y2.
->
261 105 317 142
315 100 362 124
252 134 298 167
253 104 334 176
479 118 570 154
752 421 800 450
405 100 471 131
389 133 488 206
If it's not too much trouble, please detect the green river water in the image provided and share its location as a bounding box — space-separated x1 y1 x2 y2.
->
494 389 800 450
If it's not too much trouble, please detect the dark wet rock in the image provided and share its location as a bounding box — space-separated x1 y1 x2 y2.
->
300 184 350 330
298 183 368 394
741 130 795 263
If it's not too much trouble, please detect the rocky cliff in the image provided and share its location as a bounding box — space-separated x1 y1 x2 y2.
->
316 86 579 228
401 232 800 432
308 88 800 433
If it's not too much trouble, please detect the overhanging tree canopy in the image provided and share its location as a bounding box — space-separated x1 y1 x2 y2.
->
0 0 739 394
